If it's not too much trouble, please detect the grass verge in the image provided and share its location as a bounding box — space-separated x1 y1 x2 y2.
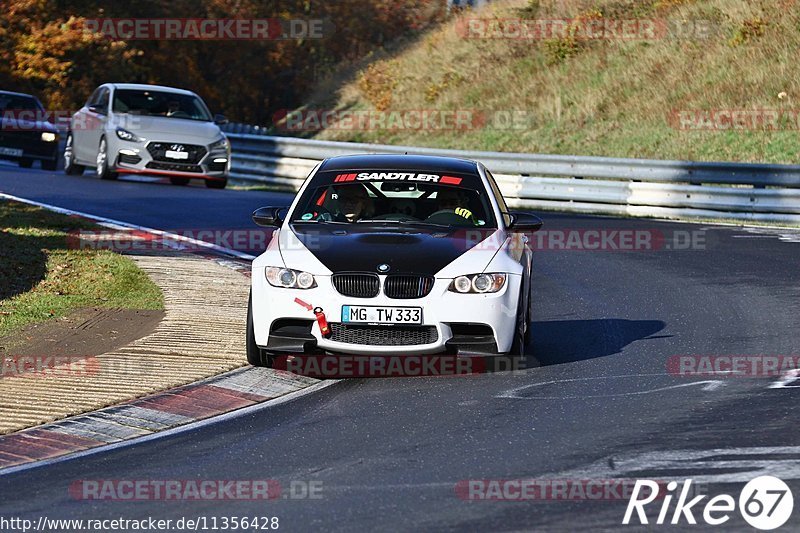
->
0 199 164 337
310 0 800 164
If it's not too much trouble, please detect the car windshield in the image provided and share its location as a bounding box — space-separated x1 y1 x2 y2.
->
112 89 212 121
290 171 496 228
0 94 42 113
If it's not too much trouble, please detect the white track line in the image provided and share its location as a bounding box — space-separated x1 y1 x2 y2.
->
0 192 256 260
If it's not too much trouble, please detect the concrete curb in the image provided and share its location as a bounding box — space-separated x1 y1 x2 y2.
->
0 366 317 470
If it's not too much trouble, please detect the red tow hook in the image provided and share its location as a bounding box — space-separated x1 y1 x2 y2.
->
313 307 331 338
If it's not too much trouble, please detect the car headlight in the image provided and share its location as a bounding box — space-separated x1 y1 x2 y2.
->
116 127 141 142
265 267 316 289
449 273 506 294
41 132 58 142
209 136 230 151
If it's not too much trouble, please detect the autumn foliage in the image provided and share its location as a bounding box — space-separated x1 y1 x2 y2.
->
0 0 446 123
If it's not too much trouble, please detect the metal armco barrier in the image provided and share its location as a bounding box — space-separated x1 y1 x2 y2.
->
228 133 800 224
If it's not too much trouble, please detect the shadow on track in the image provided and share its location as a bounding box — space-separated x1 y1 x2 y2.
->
531 318 667 365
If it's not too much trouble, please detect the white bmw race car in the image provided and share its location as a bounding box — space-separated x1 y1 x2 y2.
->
247 154 542 367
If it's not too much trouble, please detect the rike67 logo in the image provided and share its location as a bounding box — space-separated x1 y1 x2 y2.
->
623 476 793 530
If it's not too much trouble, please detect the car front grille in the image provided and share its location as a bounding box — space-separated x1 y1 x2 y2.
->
146 161 203 173
384 275 435 299
146 142 207 164
329 323 438 346
332 273 380 298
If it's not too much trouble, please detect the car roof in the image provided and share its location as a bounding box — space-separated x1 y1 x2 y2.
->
0 90 38 100
318 154 480 174
107 83 198 96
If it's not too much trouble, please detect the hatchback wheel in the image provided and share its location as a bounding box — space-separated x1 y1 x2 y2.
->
96 137 118 180
64 133 85 175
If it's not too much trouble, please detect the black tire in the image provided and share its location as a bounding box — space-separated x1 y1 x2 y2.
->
247 291 272 367
64 133 85 175
41 159 57 171
205 178 227 189
170 177 190 186
96 137 118 180
506 286 528 370
18 158 33 168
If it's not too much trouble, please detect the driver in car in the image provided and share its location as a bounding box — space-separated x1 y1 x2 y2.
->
335 184 373 222
437 188 477 223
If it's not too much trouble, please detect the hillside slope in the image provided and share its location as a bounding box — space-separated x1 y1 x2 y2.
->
307 0 799 163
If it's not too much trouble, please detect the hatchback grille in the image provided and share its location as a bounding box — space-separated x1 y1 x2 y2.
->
146 142 207 164
329 324 438 346
332 273 380 298
384 275 435 299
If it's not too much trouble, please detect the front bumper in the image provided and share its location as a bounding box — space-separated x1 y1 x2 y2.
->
251 271 522 355
109 137 229 180
0 130 59 161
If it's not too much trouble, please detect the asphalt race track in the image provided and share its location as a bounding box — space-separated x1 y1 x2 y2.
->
1 166 799 531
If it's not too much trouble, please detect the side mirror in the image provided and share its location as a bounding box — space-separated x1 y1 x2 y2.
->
88 105 104 115
507 212 543 232
214 114 229 125
252 207 287 227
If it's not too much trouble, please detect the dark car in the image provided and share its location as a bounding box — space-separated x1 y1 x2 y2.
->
0 90 60 170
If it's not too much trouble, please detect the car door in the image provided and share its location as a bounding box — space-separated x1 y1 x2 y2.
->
84 87 110 162
71 88 100 162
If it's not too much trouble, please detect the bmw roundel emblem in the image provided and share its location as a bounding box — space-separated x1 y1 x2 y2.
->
377 263 390 273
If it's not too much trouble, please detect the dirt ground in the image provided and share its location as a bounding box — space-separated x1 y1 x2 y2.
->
0 308 164 362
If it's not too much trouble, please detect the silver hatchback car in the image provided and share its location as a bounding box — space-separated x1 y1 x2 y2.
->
65 83 231 188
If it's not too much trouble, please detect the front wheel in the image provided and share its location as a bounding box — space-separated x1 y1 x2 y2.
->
506 287 529 369
247 292 272 367
96 137 118 180
205 178 227 189
64 133 85 175
42 159 57 171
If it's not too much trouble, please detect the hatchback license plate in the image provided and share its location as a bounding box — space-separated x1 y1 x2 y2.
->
165 150 189 160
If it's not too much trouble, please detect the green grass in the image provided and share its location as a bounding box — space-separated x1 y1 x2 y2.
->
0 200 164 337
309 0 800 164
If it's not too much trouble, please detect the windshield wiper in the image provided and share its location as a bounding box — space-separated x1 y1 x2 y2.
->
356 219 452 228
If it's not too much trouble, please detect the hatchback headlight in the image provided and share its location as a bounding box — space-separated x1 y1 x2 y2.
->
41 132 58 142
265 267 316 289
116 127 141 142
449 273 506 294
209 136 230 151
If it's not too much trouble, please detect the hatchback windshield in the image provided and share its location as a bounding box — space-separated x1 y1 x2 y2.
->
291 171 496 228
112 89 211 121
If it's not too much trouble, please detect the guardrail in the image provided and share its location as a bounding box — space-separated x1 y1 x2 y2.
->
228 133 800 224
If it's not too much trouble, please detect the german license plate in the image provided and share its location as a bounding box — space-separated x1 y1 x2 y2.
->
0 147 23 157
165 150 189 159
341 305 422 325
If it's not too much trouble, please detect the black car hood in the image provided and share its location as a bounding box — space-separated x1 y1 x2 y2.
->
289 224 494 275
